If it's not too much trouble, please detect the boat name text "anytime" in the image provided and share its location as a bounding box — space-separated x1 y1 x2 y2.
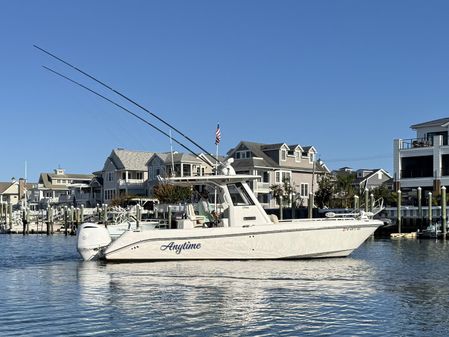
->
160 241 202 254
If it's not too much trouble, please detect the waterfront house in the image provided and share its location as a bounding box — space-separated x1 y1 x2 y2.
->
394 117 449 196
101 148 153 204
226 141 330 208
0 178 30 206
147 152 215 195
353 169 392 194
35 169 95 207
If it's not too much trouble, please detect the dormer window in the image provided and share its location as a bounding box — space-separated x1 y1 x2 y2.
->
281 149 287 161
295 151 301 162
309 153 315 164
236 150 251 159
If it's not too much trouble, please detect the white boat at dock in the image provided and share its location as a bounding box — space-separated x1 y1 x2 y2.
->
77 159 383 261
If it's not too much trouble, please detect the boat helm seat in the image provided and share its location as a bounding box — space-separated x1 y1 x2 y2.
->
269 214 279 224
186 204 207 227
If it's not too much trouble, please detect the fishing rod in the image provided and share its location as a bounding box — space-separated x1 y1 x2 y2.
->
42 65 215 168
34 45 222 166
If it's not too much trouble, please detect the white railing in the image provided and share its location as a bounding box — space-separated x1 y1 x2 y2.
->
118 179 145 187
255 182 271 191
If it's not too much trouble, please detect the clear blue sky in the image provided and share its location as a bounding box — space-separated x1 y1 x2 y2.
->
1 0 449 182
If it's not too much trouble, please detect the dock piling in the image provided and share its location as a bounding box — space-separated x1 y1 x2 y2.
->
418 187 422 230
8 203 12 230
397 190 402 234
442 186 447 237
364 188 369 212
308 193 313 218
102 204 108 224
354 195 359 211
64 206 68 236
26 208 30 234
80 204 84 223
46 206 50 235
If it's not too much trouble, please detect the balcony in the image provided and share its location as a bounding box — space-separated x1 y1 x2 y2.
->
400 138 433 150
118 179 145 188
400 136 448 150
254 182 271 192
401 169 433 179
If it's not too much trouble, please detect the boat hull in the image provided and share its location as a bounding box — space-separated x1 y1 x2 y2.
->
103 218 382 261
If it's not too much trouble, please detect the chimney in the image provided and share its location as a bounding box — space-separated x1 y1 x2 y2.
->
18 178 26 200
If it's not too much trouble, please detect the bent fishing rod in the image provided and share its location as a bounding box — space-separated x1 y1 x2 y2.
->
42 65 215 169
34 45 222 166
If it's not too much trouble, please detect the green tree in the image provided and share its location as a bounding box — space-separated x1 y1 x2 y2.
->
270 184 284 206
153 183 192 203
111 193 137 207
371 185 394 206
335 171 356 208
315 174 335 208
270 178 295 207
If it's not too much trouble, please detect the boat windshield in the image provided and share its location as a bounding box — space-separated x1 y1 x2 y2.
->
227 182 254 206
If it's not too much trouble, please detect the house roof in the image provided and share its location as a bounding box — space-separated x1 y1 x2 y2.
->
38 171 94 190
0 182 13 194
47 173 94 180
107 148 154 171
232 141 279 167
165 153 204 164
260 143 288 151
411 117 449 129
302 146 316 153
353 169 392 185
227 141 329 173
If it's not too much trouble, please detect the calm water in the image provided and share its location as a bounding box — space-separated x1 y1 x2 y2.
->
0 236 449 337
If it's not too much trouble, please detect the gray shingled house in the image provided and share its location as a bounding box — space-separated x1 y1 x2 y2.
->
101 148 154 203
227 141 330 208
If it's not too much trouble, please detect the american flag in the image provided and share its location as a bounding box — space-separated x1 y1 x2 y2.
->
215 123 221 145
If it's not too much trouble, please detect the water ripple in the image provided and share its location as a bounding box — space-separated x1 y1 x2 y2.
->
1 236 449 336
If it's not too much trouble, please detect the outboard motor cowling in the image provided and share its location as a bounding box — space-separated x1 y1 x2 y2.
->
77 223 112 261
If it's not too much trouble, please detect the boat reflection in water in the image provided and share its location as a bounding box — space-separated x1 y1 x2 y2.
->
77 258 377 335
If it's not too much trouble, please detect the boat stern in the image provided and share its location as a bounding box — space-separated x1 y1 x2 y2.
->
77 223 112 261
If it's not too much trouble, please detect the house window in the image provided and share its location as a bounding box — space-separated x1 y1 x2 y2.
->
295 151 301 162
282 171 291 183
122 172 127 180
263 172 269 183
108 172 113 182
281 149 287 161
300 183 309 197
136 172 143 180
236 150 251 159
275 170 291 183
309 153 315 164
275 172 281 183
